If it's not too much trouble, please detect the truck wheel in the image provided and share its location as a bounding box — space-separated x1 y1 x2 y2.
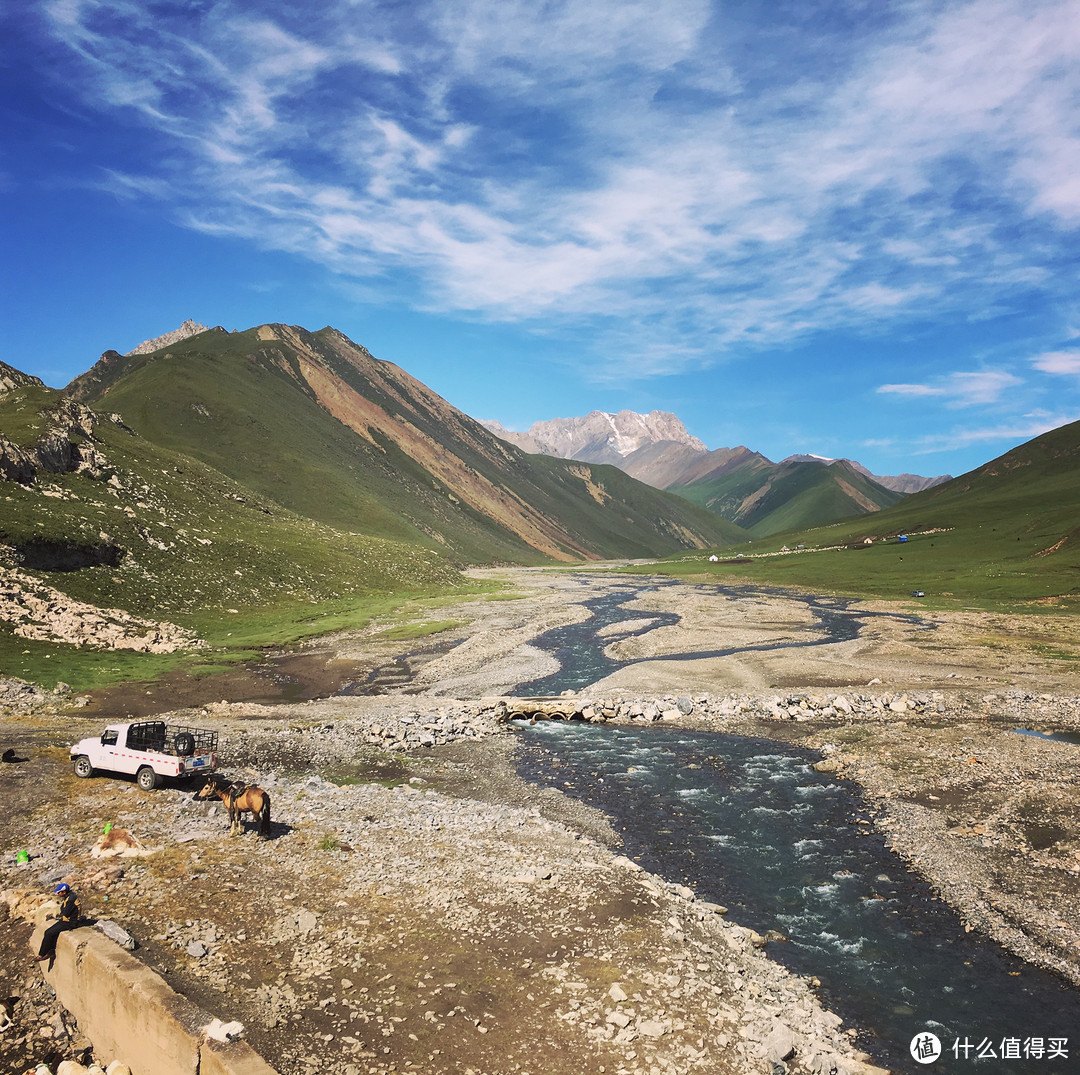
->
73 756 95 779
174 732 196 757
136 766 160 791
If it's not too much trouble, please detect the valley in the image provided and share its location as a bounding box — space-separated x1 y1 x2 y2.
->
3 323 1080 1075
10 0 1080 1067
4 569 1080 1075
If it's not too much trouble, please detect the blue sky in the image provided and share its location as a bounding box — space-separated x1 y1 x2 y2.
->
4 0 1080 479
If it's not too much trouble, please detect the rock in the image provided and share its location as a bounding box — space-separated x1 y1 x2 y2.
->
636 1018 669 1037
296 909 318 933
677 696 694 715
608 983 628 1003
185 940 208 958
699 901 728 915
765 1022 797 1062
94 918 137 950
837 1059 892 1075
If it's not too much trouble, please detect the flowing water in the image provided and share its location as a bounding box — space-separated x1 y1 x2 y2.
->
1013 728 1080 748
514 722 1080 1073
508 581 1078 1073
513 577 927 696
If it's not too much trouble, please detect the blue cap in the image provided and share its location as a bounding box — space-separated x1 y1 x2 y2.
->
53 883 70 894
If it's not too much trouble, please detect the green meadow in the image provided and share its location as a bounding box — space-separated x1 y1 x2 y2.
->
636 421 1080 611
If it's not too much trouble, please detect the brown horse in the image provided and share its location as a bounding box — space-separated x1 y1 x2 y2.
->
197 777 271 838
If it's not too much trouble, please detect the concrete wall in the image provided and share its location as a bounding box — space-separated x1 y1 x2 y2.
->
33 925 279 1075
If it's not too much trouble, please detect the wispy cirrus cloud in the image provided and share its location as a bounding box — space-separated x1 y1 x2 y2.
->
878 370 1024 407
1032 350 1080 376
903 412 1080 456
34 0 1080 377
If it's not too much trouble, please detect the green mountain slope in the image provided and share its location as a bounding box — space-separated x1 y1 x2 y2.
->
670 456 901 536
655 420 1080 605
0 378 467 686
0 384 459 614
67 323 744 563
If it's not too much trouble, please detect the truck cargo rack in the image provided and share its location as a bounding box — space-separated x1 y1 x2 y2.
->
124 720 218 757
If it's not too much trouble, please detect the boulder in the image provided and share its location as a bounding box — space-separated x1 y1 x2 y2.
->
93 919 136 951
636 1018 669 1037
765 1022 797 1063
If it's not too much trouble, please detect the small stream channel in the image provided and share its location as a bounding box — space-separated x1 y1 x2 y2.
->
509 580 1080 1073
513 576 926 696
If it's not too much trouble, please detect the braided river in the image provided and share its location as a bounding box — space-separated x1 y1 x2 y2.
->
510 582 1080 1074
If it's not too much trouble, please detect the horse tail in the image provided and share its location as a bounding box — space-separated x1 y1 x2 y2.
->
259 791 271 837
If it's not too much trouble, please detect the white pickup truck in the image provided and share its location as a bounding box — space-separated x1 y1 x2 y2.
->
70 720 219 791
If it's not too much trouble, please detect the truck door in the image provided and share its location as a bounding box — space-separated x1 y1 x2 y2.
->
99 728 122 769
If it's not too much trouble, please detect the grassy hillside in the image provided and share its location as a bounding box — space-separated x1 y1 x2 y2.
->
668 454 774 520
69 324 742 563
0 382 466 687
670 457 900 536
642 420 1080 608
1 322 745 688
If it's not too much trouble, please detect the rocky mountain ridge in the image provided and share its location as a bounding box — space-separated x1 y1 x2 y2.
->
483 411 925 535
485 411 947 495
781 454 950 494
125 319 212 356
482 410 707 465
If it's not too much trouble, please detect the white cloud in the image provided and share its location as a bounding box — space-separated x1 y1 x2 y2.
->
35 0 1080 377
908 412 1080 455
1032 350 1080 376
878 370 1023 407
877 383 945 398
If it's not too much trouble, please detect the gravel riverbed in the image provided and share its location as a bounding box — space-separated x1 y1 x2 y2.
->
3 567 1080 1075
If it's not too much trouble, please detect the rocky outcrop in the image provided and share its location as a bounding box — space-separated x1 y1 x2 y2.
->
0 399 114 484
0 569 203 652
125 320 212 356
0 360 45 395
